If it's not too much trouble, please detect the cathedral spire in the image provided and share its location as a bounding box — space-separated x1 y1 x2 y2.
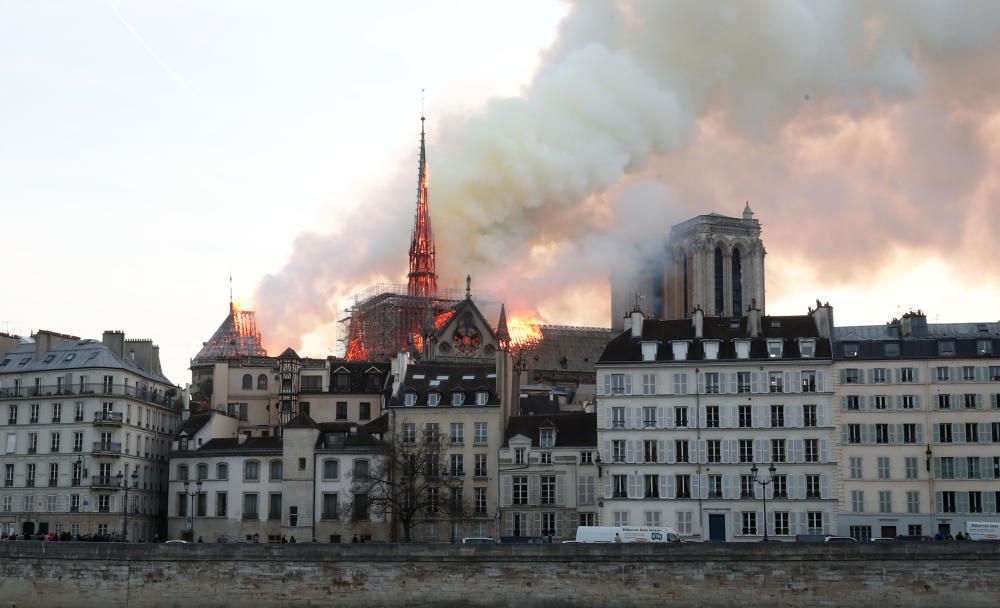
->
496 303 510 351
408 114 437 297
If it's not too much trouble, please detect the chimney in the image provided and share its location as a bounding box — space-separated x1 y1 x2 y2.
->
0 333 19 357
34 330 77 358
630 309 644 339
102 331 125 359
811 301 834 339
747 299 762 338
901 311 928 337
692 306 704 339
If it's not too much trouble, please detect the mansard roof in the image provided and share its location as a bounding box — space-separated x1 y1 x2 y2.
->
504 413 597 448
599 315 830 364
388 361 499 407
0 337 173 385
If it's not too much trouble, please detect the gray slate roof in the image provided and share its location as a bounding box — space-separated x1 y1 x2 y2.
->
0 338 173 385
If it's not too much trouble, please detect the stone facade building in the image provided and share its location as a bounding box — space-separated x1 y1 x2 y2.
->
834 312 1000 539
0 330 180 541
596 304 839 541
498 413 598 541
612 204 766 330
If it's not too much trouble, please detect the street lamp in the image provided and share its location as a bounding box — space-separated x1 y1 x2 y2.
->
750 462 777 542
182 480 203 541
116 469 140 542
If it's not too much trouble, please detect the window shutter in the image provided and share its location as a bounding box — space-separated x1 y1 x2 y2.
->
913 367 920 382
955 457 968 479
895 395 902 410
867 368 875 383
602 440 612 463
602 374 610 396
700 474 709 499
720 374 728 394
935 492 943 514
697 373 705 394
888 425 898 444
817 371 826 393
504 512 513 535
792 405 803 428
753 439 764 464
753 480 763 500
954 423 966 443
933 458 941 478
659 474 667 499
624 374 632 395
730 373 739 394
665 475 675 499
976 394 983 409
603 475 612 500
665 441 675 464
752 406 761 428
764 479 773 499
657 440 665 464
914 395 921 410
820 474 830 499
751 373 761 394
916 424 924 443
697 440 706 464
868 395 875 409
976 367 984 382
894 367 901 383
841 396 848 411
603 406 612 430
556 475 565 506
979 422 990 442
692 474 701 499
842 426 851 444
529 476 540 506
657 406 665 428
951 367 961 383
533 512 542 536
665 407 675 429
957 492 969 514
635 440 644 464
984 491 997 514
817 404 827 427
626 441 635 464
784 371 793 393
840 369 847 384
627 474 638 499
867 424 876 444
722 440 731 464
502 476 512 507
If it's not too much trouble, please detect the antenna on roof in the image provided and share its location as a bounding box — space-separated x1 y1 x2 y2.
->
229 274 233 307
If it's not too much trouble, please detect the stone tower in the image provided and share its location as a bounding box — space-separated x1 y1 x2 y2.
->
611 203 766 330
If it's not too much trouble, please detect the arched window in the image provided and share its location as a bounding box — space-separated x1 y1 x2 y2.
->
353 459 369 480
241 374 252 390
714 246 724 316
257 374 268 390
216 463 228 481
732 248 743 316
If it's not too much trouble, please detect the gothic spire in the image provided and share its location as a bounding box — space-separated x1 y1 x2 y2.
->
496 303 510 351
408 114 437 297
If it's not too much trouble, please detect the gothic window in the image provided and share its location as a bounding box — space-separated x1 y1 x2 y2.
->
257 374 268 390
241 374 252 390
732 248 743 314
714 247 724 315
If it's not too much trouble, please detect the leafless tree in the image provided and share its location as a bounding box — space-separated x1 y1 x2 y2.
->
348 420 468 542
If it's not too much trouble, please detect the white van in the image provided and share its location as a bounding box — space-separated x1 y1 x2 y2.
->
575 526 682 543
965 521 1000 540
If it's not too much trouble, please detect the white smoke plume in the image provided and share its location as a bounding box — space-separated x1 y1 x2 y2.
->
256 0 1000 350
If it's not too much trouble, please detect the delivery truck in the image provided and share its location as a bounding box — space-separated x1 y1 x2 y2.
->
575 526 682 543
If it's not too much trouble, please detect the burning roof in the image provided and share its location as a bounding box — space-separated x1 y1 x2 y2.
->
192 302 268 365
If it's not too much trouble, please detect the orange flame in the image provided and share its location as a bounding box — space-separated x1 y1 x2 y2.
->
434 310 455 330
508 316 544 349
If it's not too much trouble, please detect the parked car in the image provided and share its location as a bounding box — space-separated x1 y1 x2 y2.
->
823 536 858 543
164 539 189 544
461 537 499 544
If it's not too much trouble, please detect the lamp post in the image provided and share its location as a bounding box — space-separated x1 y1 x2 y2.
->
182 480 203 541
116 469 139 542
750 462 777 541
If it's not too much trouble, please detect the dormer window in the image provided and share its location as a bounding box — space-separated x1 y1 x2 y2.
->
938 341 956 357
977 340 993 356
671 341 689 361
735 340 750 359
334 372 351 392
428 392 441 406
404 392 416 407
767 340 783 358
843 343 859 358
540 428 555 448
451 392 465 406
640 341 658 362
703 341 720 360
476 391 489 406
798 339 816 358
179 437 189 451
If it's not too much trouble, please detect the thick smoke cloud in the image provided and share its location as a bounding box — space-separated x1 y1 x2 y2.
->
257 0 1000 350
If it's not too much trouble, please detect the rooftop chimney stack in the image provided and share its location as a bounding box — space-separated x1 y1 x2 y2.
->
102 331 125 359
692 306 705 339
747 300 762 338
630 308 644 339
811 300 834 339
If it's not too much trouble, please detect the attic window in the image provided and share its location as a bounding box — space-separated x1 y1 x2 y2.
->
640 341 658 362
404 392 416 407
770 319 781 328
428 392 441 406
86 352 99 362
540 428 555 448
799 339 816 358
671 342 689 361
703 341 720 360
436 375 449 381
843 343 859 358
767 340 783 358
476 391 489 406
938 341 956 357
0 358 9 367
412 374 425 380
977 324 989 332
64 354 76 362
452 392 465 406
735 340 750 359
18 357 31 366
43 354 56 364
729 319 740 329
429 380 440 387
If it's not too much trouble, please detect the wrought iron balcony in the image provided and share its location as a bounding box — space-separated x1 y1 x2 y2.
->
93 412 123 426
92 442 122 456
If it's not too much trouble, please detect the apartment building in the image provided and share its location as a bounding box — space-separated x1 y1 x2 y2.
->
834 312 1000 539
596 304 838 541
498 413 598 541
0 330 180 541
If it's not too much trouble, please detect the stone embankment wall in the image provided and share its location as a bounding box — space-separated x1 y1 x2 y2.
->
0 542 998 607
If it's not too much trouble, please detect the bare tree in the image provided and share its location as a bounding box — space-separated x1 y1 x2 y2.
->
348 420 466 542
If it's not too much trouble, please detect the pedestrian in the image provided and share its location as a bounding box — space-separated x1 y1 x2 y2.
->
934 531 944 541
281 536 288 544
614 533 622 544
197 536 203 543
290 536 296 543
352 534 358 544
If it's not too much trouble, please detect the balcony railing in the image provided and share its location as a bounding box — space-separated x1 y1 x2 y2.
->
26 479 35 487
91 476 120 488
92 442 122 455
71 478 81 487
48 479 57 487
0 383 176 408
93 412 124 426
